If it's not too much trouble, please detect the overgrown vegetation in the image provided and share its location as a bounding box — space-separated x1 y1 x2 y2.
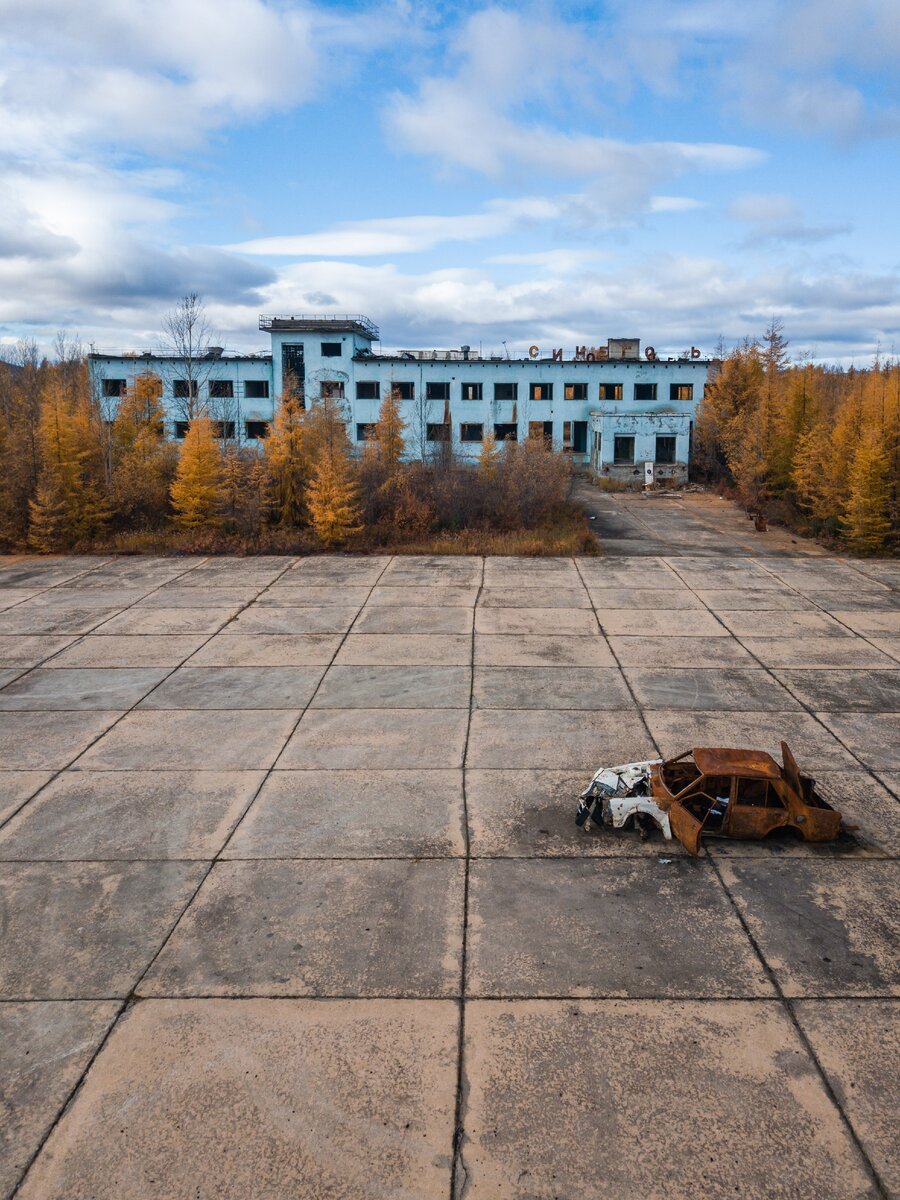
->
0 344 593 556
695 322 899 553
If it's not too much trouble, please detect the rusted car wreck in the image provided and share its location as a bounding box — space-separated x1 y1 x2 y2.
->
576 742 843 855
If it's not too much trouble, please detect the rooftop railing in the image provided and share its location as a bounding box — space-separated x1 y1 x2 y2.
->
259 314 380 340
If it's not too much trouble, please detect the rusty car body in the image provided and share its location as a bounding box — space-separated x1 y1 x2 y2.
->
576 741 842 855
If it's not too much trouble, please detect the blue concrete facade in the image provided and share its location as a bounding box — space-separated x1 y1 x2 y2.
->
88 315 712 478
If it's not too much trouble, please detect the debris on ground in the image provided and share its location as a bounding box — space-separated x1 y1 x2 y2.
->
576 742 843 856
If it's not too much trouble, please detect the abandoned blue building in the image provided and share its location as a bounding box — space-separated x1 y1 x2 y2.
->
88 315 714 481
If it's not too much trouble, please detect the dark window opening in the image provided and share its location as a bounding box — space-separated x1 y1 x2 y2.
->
598 383 623 401
670 383 693 402
321 380 344 399
173 379 198 399
461 382 482 401
426 381 450 400
635 382 657 402
655 435 676 464
282 344 305 389
529 420 553 443
530 382 553 401
245 380 269 399
213 420 236 439
494 423 518 442
356 380 380 400
102 378 126 397
356 422 376 442
393 381 414 400
321 342 342 357
460 422 483 443
614 435 635 464
245 420 270 440
174 421 189 439
209 379 234 399
565 382 587 401
494 382 517 401
426 422 451 442
572 420 588 453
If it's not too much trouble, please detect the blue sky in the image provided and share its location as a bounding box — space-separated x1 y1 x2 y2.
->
1 0 898 363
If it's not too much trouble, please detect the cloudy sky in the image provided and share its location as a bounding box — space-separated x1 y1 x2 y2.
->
1 0 898 362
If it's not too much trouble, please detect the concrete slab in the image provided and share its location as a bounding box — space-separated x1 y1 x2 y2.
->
0 560 102 587
578 562 683 589
254 584 372 607
25 587 151 609
645 708 859 770
142 859 464 997
353 604 474 633
0 635 76 667
609 634 756 667
0 667 169 710
225 768 465 858
466 709 652 769
465 769 692 858
0 770 265 860
718 860 900 996
95 607 238 636
696 588 818 611
0 710 121 770
474 607 598 635
482 561 582 587
624 666 801 710
0 1000 120 1198
831 610 900 635
0 606 118 635
794 999 900 1195
0 771 54 824
459 999 875 1199
475 633 614 667
280 707 468 768
138 665 324 710
134 586 263 608
478 586 591 608
334 633 471 665
0 861 206 999
77 709 299 771
467 859 772 997
806 590 900 612
15 998 457 1200
473 666 633 710
366 584 479 607
310 664 470 708
598 609 727 636
718 610 853 638
816 712 900 769
773 668 900 711
187 632 341 666
871 638 900 663
584 586 703 609
741 636 898 669
230 605 360 634
45 634 207 668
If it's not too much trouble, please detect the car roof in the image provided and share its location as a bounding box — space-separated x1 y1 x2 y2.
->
693 747 782 780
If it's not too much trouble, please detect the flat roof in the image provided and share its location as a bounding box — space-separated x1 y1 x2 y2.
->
353 352 713 366
88 352 271 362
260 314 380 340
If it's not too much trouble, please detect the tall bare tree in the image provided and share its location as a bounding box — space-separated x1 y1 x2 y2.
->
161 293 215 421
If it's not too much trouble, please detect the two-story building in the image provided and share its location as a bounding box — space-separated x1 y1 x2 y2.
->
88 314 713 482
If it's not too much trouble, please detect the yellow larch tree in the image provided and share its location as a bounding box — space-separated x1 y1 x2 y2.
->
265 380 307 526
170 415 224 528
373 386 405 471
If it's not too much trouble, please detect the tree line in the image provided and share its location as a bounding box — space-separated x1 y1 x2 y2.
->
0 342 572 553
695 323 899 553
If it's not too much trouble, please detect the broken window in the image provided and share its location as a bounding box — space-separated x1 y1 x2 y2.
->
670 383 693 402
598 383 623 401
209 379 234 399
173 421 189 439
426 422 451 442
565 382 587 401
282 344 304 389
563 421 573 449
393 381 414 400
655 435 676 464
245 420 269 440
613 435 635 464
101 378 126 398
734 778 785 809
530 382 553 401
634 383 657 402
213 420 236 439
494 422 518 441
460 422 483 442
321 380 344 399
356 422 376 442
426 381 450 400
173 379 198 399
529 420 553 443
572 420 587 453
321 342 342 357
245 380 269 399
494 382 517 401
356 381 380 400
461 382 483 401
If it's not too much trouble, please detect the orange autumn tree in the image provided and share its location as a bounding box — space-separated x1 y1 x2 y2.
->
170 416 224 528
304 394 361 545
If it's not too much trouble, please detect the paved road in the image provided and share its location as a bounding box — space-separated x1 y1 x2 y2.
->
0 543 897 1199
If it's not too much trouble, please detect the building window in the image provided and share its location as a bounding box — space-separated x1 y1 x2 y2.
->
321 380 344 400
572 421 588 453
101 378 126 398
565 382 587 401
321 342 342 357
282 344 304 388
634 383 657 402
426 381 450 400
460 422 483 443
614 435 635 464
356 381 380 400
670 383 693 402
494 382 517 401
529 420 552 442
245 420 270 440
393 381 414 400
563 421 573 449
213 420 236 439
655 435 676 464
598 383 623 401
173 379 198 399
530 382 553 401
209 379 234 399
461 382 482 401
426 422 451 442
356 422 376 442
173 421 189 439
494 423 518 442
245 380 269 399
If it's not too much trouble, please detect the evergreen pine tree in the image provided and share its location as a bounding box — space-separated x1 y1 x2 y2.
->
170 416 224 528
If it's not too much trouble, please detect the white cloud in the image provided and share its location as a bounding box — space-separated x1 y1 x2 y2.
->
728 193 851 245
